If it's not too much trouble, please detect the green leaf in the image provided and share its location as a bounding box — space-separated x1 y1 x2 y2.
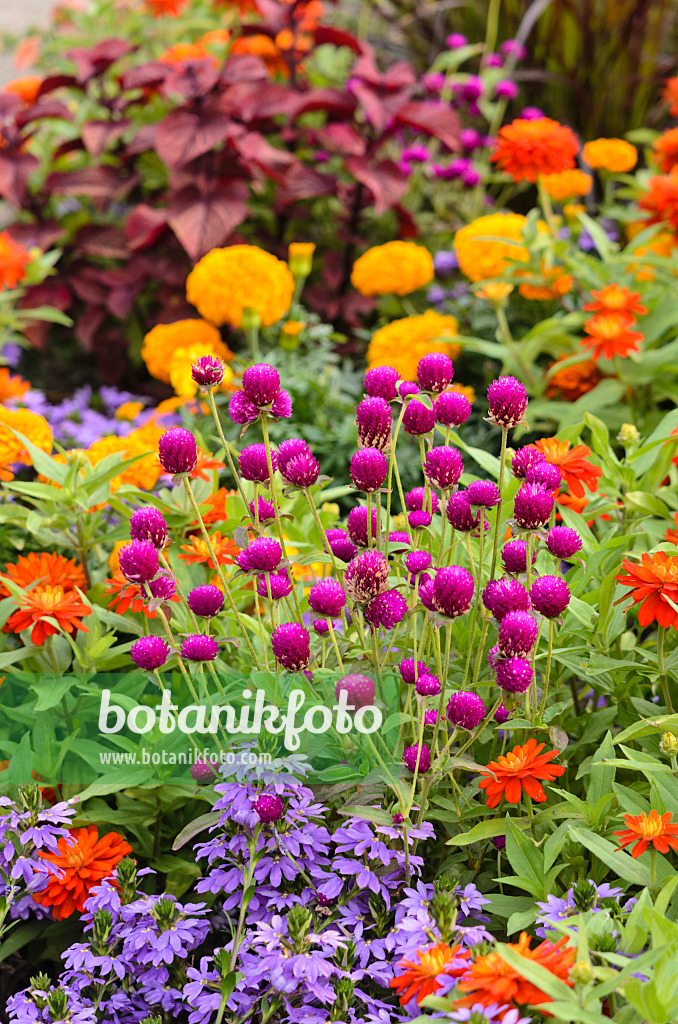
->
4 428 70 485
505 815 547 898
339 806 396 826
172 810 222 850
446 817 527 846
588 731 615 808
568 826 672 886
30 676 76 711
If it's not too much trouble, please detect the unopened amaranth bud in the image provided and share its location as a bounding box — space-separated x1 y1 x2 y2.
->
192 355 225 390
130 507 168 549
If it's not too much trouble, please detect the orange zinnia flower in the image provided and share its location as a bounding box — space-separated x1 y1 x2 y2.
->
478 738 565 808
159 42 219 68
191 450 226 482
105 570 180 618
518 263 572 301
639 168 678 235
665 512 678 546
546 357 603 401
614 810 678 858
0 552 86 597
179 531 239 569
198 487 235 525
5 585 92 645
389 943 470 1006
663 76 678 117
616 551 678 630
0 367 30 403
491 117 579 183
581 311 644 362
455 933 575 1012
0 232 31 290
654 127 678 174
583 284 647 317
35 825 132 920
144 0 188 14
534 438 602 498
2 75 43 105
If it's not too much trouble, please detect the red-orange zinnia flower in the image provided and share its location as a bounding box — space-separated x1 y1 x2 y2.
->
105 570 180 618
0 367 30 403
639 168 678 235
35 825 132 920
581 311 644 361
5 585 92 645
491 117 579 183
478 739 566 808
546 357 604 401
616 551 678 630
583 284 647 317
455 933 575 1012
0 552 86 598
0 231 31 290
179 531 239 569
144 0 189 14
614 810 678 858
2 75 43 105
389 943 470 1005
663 76 678 117
534 438 602 498
191 449 226 482
654 127 678 174
665 512 678 546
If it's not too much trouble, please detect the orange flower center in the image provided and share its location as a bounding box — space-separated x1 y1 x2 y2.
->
64 846 85 868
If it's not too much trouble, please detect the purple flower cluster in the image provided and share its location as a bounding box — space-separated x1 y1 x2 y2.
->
228 363 293 423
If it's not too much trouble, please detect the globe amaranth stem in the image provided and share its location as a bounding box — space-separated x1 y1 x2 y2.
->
206 387 250 512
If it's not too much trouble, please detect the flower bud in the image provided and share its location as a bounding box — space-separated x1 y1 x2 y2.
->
570 961 593 986
617 423 640 447
660 731 678 757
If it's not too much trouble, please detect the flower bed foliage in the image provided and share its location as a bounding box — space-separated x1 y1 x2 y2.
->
3 1 678 1023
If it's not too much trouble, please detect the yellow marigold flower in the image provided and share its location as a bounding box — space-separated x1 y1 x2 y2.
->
283 320 306 337
582 138 637 173
169 343 234 399
115 401 145 422
626 223 677 281
0 406 53 481
541 169 592 200
109 540 126 572
288 242 315 277
186 245 295 328
454 213 531 283
141 319 232 384
366 311 461 382
87 426 164 492
351 241 434 297
474 282 514 305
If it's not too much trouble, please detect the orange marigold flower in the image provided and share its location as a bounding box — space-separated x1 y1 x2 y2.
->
478 738 566 808
518 263 573 301
653 127 678 174
546 357 603 401
389 943 470 1006
614 810 678 858
5 585 92 646
141 319 233 384
583 284 647 316
581 310 644 362
534 437 602 498
455 933 575 1012
582 138 637 172
639 168 678 235
179 531 239 569
2 75 43 105
0 552 86 597
0 232 31 290
616 551 678 630
0 406 53 481
186 246 295 329
351 241 434 297
491 117 579 182
663 76 678 117
0 367 30 403
35 825 132 920
87 426 165 492
144 0 188 14
540 168 592 200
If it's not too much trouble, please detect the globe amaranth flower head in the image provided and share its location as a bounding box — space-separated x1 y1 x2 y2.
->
547 526 582 560
406 487 440 513
229 389 259 425
159 427 198 475
350 447 389 493
129 507 167 549
347 505 378 547
417 352 455 393
424 446 464 490
409 509 432 529
239 442 277 484
416 673 441 696
283 449 320 488
406 549 431 575
357 396 393 452
482 577 531 619
436 389 472 427
256 570 293 600
495 656 532 692
447 492 481 532
131 635 170 670
271 622 311 671
249 495 276 523
526 460 562 490
326 527 358 563
466 480 501 507
398 657 430 684
277 437 311 477
335 673 375 710
187 584 224 618
270 389 293 419
364 365 400 401
241 363 281 407
402 398 437 435
192 355 225 390
191 757 219 783
344 550 390 604
531 574 571 618
447 690 486 729
364 588 408 628
432 565 474 618
513 483 555 530
403 743 431 773
498 610 539 656
119 539 159 585
494 702 511 724
487 375 528 428
253 793 285 823
399 380 420 399
308 578 346 618
147 573 176 602
501 538 535 575
511 444 546 479
238 537 283 573
181 635 219 662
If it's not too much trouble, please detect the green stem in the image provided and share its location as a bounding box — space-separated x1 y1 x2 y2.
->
658 627 674 714
489 426 509 580
537 175 559 238
384 401 408 560
206 387 249 511
537 619 555 722
484 0 502 56
261 413 304 624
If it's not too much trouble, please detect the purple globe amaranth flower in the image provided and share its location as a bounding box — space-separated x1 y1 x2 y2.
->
277 437 310 477
501 538 535 575
398 381 420 399
182 634 219 662
190 758 219 783
495 657 532 693
188 585 224 619
365 588 408 629
416 673 441 696
406 549 432 575
159 427 198 475
350 447 389 493
424 446 464 490
403 743 431 773
239 537 282 573
460 127 482 150
130 507 168 549
467 480 501 507
271 622 311 671
192 355 225 389
313 618 329 635
419 575 437 610
271 389 293 419
483 578 531 619
446 492 481 532
249 496 275 523
502 38 527 58
521 105 544 117
239 443 277 484
389 530 410 546
393 812 405 824
253 793 285 822
447 32 467 47
462 166 481 187
364 365 400 401
498 610 539 656
483 52 504 68
547 526 582 560
308 578 346 618
399 657 430 684
495 79 519 99
417 352 455 393
463 75 483 101
531 575 571 618
119 540 159 585
335 673 375 710
409 510 432 529
347 505 379 548
326 527 358 563
492 834 507 851
526 461 562 490
241 363 281 407
357 397 393 452
229 390 259 425
284 450 320 488
447 691 486 729
494 703 510 725
131 635 170 670
425 708 439 725
148 574 177 602
344 550 390 604
402 398 437 436
487 376 528 429
511 445 545 480
433 565 474 618
406 487 440 514
514 484 555 530
256 571 293 600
